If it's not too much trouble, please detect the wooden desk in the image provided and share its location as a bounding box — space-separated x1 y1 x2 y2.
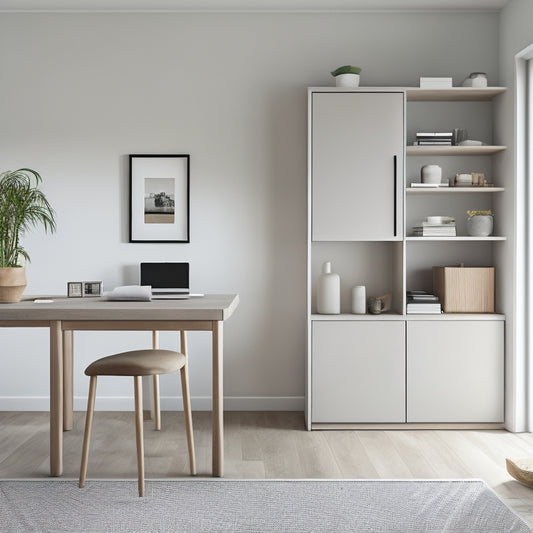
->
0 294 239 477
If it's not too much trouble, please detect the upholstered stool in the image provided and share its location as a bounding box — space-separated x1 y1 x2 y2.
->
79 345 196 497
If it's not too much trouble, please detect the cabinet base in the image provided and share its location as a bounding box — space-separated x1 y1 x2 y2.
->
311 422 504 430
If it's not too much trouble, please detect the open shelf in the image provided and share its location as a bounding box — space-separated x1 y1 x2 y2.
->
406 236 506 241
312 312 505 321
406 187 505 194
311 313 404 321
407 145 506 156
405 87 507 101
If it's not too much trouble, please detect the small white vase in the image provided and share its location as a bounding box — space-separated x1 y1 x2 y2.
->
316 261 340 314
467 215 493 237
351 286 366 314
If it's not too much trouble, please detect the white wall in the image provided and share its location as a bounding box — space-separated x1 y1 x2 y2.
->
0 11 499 411
498 0 533 431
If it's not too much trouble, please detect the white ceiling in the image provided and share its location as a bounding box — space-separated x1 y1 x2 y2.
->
0 0 512 11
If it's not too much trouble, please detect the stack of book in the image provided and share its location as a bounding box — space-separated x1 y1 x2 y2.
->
412 217 456 237
414 132 453 146
419 77 453 89
406 291 442 314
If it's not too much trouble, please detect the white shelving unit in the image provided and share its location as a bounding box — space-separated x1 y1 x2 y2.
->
306 86 507 430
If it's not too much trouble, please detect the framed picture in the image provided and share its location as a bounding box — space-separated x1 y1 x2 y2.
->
67 281 104 297
67 282 83 298
83 281 103 297
129 154 190 243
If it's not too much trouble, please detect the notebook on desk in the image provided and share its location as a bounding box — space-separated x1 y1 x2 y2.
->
140 262 190 300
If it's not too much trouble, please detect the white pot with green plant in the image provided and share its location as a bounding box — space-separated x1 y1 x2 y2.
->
0 168 56 303
331 65 362 87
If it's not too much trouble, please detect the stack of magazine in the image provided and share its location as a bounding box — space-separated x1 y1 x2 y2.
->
406 291 442 314
414 132 453 146
413 217 456 237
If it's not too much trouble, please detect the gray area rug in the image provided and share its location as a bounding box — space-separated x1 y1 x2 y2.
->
0 479 530 532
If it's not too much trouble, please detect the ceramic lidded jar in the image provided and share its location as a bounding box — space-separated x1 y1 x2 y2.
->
467 214 493 237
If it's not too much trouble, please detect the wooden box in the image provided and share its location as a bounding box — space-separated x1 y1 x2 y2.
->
432 267 494 313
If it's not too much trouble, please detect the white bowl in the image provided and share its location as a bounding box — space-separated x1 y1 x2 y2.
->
335 74 360 87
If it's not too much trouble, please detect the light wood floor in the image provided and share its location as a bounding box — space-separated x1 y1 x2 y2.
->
2 411 533 527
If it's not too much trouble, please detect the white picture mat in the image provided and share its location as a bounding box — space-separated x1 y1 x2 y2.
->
131 156 188 241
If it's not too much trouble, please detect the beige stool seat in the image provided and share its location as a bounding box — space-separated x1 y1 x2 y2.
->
79 343 195 497
85 349 186 376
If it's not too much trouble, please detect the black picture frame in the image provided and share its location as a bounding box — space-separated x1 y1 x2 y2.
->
129 154 190 243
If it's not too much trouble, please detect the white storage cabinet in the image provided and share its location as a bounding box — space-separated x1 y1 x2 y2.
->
312 321 405 423
312 91 404 241
407 320 504 423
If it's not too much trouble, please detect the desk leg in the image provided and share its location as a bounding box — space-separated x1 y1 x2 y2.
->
50 320 63 476
212 321 223 477
63 330 73 431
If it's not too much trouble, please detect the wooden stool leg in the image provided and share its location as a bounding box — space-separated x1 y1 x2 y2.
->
180 331 196 475
152 331 161 431
153 375 161 431
134 376 145 497
79 376 97 488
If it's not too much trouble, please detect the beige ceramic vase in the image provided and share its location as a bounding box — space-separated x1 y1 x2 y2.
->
0 267 27 303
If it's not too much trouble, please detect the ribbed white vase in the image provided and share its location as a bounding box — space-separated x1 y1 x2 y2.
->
316 261 340 314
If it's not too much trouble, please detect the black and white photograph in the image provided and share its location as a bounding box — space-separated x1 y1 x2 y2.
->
144 177 175 224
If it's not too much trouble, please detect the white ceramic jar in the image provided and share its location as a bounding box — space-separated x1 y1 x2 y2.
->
316 261 340 314
421 165 442 184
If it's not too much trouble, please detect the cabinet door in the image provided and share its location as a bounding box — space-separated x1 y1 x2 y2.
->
407 321 504 423
312 321 405 423
312 91 404 241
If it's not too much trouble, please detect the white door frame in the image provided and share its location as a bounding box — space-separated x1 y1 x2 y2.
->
515 43 533 432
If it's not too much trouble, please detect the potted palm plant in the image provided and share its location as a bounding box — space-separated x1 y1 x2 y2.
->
0 168 56 303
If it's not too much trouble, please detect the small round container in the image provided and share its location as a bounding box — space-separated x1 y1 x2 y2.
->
335 73 360 87
421 165 442 184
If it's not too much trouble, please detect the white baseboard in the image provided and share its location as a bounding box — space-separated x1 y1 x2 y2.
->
0 396 305 412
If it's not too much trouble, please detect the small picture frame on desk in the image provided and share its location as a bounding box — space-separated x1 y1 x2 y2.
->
83 281 103 297
129 154 190 243
67 281 103 298
67 282 83 298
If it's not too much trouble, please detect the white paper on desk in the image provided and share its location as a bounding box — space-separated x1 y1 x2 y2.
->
103 285 152 301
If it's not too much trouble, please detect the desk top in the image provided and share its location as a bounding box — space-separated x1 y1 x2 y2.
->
0 294 239 322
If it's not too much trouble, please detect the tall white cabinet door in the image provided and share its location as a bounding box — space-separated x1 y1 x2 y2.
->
312 321 405 423
311 91 404 241
407 321 504 423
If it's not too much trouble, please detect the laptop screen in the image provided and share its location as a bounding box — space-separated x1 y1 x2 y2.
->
140 262 189 291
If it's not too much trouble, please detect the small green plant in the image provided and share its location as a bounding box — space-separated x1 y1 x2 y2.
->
0 168 56 267
467 209 493 217
331 65 362 76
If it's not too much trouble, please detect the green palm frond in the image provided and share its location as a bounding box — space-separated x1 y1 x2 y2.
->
0 168 56 267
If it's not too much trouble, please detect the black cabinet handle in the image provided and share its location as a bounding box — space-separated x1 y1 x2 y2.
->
393 156 398 237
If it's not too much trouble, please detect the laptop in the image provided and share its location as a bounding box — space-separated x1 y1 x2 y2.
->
140 262 190 299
